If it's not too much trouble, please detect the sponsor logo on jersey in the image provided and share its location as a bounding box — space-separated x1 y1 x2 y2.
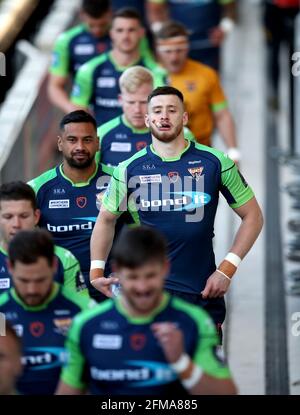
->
188 166 204 181
74 44 95 55
51 52 59 67
185 80 197 92
139 174 162 184
142 164 156 171
141 191 211 211
188 160 202 165
5 312 18 320
100 320 119 330
0 278 9 289
13 324 23 337
30 322 45 337
53 188 66 195
168 171 179 183
110 142 132 152
72 84 81 97
54 309 71 316
97 77 116 88
115 133 128 140
96 97 120 108
92 334 123 349
22 347 67 370
49 199 70 209
136 141 147 151
90 361 176 386
0 266 6 273
53 318 73 336
47 220 95 233
76 196 87 208
130 334 146 351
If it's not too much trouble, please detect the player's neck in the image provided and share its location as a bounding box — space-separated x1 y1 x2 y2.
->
151 134 187 160
61 161 97 184
111 49 140 67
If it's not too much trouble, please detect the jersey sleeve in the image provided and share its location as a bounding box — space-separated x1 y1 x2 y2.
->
49 33 70 77
60 316 87 390
102 164 128 215
192 309 231 379
55 246 89 296
70 63 94 107
220 161 254 209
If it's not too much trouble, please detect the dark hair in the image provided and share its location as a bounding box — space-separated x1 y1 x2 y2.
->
147 86 184 104
82 0 111 18
112 226 167 268
8 229 55 267
2 321 22 353
0 181 37 210
60 110 97 131
112 7 142 24
155 20 188 40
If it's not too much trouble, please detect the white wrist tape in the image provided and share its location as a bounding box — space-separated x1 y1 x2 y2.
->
220 17 235 34
227 147 241 162
170 353 190 373
182 365 203 390
90 260 106 270
225 252 242 268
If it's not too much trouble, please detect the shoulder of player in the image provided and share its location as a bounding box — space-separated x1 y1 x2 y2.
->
55 24 86 46
192 143 234 173
69 299 115 332
76 52 109 77
54 245 77 266
186 58 219 80
112 147 149 180
0 290 10 308
28 167 59 194
98 116 122 142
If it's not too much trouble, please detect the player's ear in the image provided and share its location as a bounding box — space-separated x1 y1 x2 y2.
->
118 94 123 106
57 136 63 152
144 114 150 128
183 111 188 126
34 209 41 226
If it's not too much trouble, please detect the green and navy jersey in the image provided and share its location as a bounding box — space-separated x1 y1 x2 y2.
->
71 51 166 126
28 163 111 287
98 115 196 176
0 283 94 395
61 293 231 395
102 140 254 294
0 244 87 295
49 24 111 78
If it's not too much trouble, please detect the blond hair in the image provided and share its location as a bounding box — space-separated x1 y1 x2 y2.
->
119 66 154 94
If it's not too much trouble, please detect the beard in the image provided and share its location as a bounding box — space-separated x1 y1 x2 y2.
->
64 152 94 169
149 123 183 143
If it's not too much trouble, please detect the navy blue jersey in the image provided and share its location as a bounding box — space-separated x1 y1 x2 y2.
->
103 141 254 295
28 163 111 288
71 52 166 126
50 24 111 78
0 284 93 395
61 293 231 395
0 245 86 295
98 115 152 175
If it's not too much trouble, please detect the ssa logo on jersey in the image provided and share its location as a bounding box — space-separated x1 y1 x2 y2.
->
140 192 211 211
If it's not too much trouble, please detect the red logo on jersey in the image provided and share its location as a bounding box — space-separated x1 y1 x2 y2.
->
30 322 45 337
136 141 147 151
130 334 146 351
97 42 108 54
76 196 87 208
168 171 179 183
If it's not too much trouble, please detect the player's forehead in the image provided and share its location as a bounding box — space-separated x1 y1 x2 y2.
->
112 17 140 30
148 94 183 109
62 122 96 137
0 199 33 213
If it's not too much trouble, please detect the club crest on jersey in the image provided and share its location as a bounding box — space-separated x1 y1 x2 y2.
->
130 334 146 351
168 171 179 183
76 196 87 208
185 81 197 92
136 141 147 151
53 318 72 336
188 167 204 181
30 322 45 337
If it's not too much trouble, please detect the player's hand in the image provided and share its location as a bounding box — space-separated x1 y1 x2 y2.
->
201 271 231 299
209 26 226 46
90 277 120 297
151 322 184 363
